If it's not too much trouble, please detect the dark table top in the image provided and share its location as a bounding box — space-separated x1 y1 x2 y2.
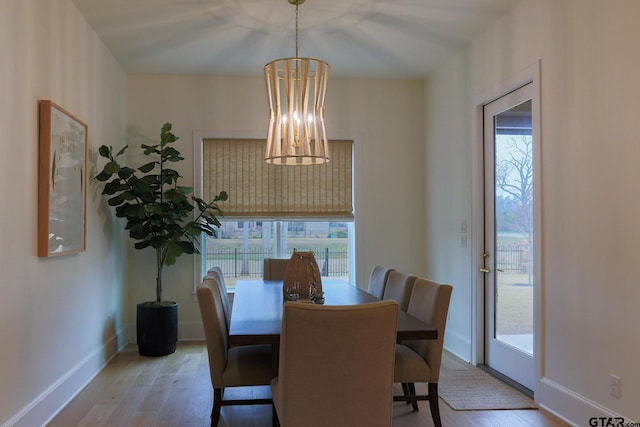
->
229 279 437 346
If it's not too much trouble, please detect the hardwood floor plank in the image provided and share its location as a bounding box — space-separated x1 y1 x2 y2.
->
181 354 216 424
102 382 151 426
48 342 569 427
76 404 117 427
155 351 204 426
129 411 157 427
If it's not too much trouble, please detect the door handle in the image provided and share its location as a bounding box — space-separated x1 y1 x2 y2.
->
480 267 490 273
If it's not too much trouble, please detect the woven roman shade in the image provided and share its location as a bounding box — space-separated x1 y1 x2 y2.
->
202 139 353 219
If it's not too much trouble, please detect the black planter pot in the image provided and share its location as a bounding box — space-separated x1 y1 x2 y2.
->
136 302 178 357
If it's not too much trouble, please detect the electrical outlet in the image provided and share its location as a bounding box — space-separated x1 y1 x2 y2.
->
609 374 621 398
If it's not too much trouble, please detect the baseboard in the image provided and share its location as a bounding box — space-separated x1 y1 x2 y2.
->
2 329 127 427
443 329 472 362
178 321 205 341
537 377 635 427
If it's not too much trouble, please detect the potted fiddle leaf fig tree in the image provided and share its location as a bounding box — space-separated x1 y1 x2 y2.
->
96 122 227 356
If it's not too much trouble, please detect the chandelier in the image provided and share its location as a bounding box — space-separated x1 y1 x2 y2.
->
264 0 330 165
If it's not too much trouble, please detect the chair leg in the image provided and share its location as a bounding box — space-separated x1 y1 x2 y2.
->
408 383 419 412
211 388 223 427
272 404 280 427
428 382 442 427
401 382 410 400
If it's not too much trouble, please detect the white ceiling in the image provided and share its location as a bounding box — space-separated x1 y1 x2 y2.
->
73 0 521 79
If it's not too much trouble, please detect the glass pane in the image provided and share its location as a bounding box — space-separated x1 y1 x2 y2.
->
494 100 534 355
203 220 351 287
282 221 350 281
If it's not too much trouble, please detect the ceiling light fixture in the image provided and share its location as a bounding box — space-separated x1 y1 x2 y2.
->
264 0 330 165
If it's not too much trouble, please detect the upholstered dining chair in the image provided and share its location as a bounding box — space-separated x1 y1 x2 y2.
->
271 300 399 427
367 265 395 299
382 270 418 311
197 277 274 426
263 258 290 280
393 277 453 427
204 267 231 330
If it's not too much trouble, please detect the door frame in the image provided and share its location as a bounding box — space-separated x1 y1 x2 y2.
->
470 60 543 396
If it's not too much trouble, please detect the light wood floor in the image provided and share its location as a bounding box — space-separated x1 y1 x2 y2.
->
48 342 569 427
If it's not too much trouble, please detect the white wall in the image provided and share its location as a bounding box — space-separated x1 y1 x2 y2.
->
0 1 127 425
423 51 474 360
125 75 426 336
426 0 640 424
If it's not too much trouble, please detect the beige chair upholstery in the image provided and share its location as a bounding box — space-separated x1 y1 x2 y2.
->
204 267 232 330
272 301 399 427
263 258 290 280
393 278 453 427
197 278 274 426
382 270 417 311
367 265 395 299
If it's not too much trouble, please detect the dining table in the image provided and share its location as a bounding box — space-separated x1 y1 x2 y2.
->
228 278 438 347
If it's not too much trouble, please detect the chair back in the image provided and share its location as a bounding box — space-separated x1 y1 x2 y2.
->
405 278 453 382
204 267 231 330
367 265 395 299
196 278 229 387
263 258 290 280
274 300 398 427
382 271 417 311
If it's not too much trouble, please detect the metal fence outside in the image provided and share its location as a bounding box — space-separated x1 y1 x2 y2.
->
206 245 526 278
496 243 530 273
205 247 349 278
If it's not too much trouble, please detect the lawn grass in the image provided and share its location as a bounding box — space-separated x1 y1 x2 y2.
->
496 272 533 335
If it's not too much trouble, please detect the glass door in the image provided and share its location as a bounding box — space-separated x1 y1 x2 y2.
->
483 83 535 391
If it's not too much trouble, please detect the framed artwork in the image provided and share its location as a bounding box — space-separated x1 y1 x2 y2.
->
38 100 88 257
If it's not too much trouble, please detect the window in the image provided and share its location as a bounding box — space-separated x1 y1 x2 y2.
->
202 220 353 289
195 136 354 289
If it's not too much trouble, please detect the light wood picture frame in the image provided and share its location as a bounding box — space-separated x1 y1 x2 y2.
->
38 100 88 257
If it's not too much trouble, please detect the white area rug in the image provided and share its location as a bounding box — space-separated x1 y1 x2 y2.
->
439 368 538 411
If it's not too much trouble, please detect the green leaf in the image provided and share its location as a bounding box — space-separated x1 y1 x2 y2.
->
103 180 128 195
164 189 188 204
95 171 112 182
139 175 160 185
177 186 193 195
129 177 153 195
117 167 135 180
138 162 156 173
145 203 163 215
204 216 222 228
215 190 229 202
134 240 151 250
108 192 130 206
115 145 128 156
178 241 196 254
192 197 207 211
164 244 182 266
162 147 182 161
104 161 120 175
163 133 178 144
161 123 178 146
98 145 111 158
161 169 181 185
119 203 146 219
142 144 159 155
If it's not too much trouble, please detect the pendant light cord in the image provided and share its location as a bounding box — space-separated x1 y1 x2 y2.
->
295 3 299 58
